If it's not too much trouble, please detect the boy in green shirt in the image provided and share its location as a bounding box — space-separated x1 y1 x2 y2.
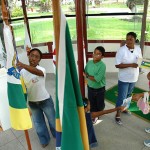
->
83 46 106 123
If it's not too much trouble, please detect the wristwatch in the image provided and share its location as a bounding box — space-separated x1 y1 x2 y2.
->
86 74 89 78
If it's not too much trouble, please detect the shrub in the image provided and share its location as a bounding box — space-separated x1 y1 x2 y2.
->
11 7 23 18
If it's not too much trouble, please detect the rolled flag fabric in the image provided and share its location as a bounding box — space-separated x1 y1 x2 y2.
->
140 60 150 70
17 23 32 65
3 23 32 130
24 23 32 51
56 10 89 150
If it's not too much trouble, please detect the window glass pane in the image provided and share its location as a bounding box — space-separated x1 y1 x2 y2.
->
86 0 144 14
26 0 75 17
26 1 52 17
11 20 25 46
87 15 142 40
67 17 77 40
29 18 53 44
8 0 23 18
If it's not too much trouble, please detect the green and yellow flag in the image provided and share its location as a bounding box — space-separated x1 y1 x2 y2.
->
56 11 89 150
3 23 32 130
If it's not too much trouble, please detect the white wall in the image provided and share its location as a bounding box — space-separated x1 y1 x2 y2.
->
39 43 150 73
40 59 55 74
143 45 150 60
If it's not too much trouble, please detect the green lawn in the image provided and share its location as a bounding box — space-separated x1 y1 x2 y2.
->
11 2 150 46
13 16 144 46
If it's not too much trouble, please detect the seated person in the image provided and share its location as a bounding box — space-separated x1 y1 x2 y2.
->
132 72 150 148
83 97 124 148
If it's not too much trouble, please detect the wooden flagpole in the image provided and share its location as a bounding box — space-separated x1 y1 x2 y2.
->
1 1 32 150
51 0 61 66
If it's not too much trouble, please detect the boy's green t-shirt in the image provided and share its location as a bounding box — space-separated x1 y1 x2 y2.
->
85 60 106 89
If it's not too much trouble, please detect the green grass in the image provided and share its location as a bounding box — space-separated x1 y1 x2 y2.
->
11 2 150 46
13 17 144 46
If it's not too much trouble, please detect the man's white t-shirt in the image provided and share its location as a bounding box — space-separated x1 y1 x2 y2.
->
115 44 142 82
20 66 50 102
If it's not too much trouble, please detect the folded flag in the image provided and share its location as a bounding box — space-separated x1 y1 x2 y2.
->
140 60 150 70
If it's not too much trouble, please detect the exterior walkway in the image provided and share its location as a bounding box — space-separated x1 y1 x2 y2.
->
0 71 150 150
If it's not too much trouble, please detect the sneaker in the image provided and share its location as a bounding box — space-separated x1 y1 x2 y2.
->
41 144 48 148
115 117 123 125
144 139 150 147
145 128 150 133
122 110 132 115
92 117 98 124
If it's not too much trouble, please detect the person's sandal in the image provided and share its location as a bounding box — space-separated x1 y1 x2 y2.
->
122 110 131 115
115 117 123 125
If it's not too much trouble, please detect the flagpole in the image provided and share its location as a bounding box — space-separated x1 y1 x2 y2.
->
1 1 32 150
51 0 61 66
21 0 31 41
24 130 32 150
75 0 85 96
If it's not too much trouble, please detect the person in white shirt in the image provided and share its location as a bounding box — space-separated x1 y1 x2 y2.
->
115 32 142 125
16 48 56 148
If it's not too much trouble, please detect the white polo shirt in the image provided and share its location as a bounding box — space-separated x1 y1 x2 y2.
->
20 65 50 102
115 44 142 82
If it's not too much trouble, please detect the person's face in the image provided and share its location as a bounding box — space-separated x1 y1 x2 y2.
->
29 50 41 67
126 35 135 49
93 49 103 62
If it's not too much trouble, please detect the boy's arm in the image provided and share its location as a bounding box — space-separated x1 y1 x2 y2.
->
132 91 150 101
91 106 124 118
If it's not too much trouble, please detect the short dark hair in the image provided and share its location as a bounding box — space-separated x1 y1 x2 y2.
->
95 46 105 56
126 32 137 40
29 48 42 59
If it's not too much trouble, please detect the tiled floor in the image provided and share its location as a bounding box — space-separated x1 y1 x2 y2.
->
0 71 150 150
